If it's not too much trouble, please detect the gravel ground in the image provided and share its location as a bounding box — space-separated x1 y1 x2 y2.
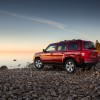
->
0 63 100 100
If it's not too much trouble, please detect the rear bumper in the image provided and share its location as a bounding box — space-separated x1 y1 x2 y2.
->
76 57 99 67
84 58 99 64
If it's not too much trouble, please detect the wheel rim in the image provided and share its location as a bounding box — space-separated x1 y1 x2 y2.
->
35 59 42 68
65 61 74 72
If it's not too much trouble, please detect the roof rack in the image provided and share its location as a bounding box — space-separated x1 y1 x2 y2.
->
73 39 82 40
59 39 82 42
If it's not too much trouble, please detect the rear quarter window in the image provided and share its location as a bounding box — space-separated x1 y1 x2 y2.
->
83 41 96 49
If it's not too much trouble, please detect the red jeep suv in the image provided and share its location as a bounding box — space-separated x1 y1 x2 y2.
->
33 39 99 73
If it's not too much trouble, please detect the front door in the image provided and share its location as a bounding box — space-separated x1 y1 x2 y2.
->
41 44 56 63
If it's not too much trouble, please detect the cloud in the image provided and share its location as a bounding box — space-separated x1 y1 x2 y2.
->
0 9 89 39
0 10 66 30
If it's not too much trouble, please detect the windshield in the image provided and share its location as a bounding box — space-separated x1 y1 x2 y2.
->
83 41 96 49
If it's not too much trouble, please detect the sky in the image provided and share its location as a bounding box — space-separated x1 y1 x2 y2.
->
0 0 100 53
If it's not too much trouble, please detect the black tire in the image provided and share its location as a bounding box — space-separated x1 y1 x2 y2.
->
52 66 58 69
34 58 44 69
64 59 76 74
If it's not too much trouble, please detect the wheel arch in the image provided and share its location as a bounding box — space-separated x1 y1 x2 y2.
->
34 56 41 60
63 57 76 65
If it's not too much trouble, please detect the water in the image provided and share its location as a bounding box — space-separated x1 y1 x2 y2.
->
0 52 34 69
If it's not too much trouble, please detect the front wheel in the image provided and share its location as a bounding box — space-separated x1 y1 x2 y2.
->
34 59 44 69
64 59 76 73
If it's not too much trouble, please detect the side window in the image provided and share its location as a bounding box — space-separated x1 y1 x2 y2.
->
68 42 78 50
46 44 56 52
57 43 66 51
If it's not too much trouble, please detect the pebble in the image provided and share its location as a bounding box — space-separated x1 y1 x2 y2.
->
0 63 100 100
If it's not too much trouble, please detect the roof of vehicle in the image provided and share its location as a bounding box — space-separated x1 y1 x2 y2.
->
50 39 91 45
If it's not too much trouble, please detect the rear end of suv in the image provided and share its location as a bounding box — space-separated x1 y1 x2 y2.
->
33 39 99 73
81 41 99 65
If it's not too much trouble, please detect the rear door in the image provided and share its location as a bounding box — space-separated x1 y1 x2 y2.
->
53 43 67 63
67 41 81 59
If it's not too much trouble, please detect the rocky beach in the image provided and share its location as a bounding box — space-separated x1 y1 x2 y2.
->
0 63 100 100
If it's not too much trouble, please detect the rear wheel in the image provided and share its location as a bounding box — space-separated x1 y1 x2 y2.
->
34 58 44 69
65 59 76 73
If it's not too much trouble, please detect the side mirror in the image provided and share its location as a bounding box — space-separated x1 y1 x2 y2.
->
43 49 46 52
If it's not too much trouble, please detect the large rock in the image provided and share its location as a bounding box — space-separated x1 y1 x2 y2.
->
0 65 8 70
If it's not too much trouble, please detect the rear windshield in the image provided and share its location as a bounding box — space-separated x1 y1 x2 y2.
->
83 41 96 49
